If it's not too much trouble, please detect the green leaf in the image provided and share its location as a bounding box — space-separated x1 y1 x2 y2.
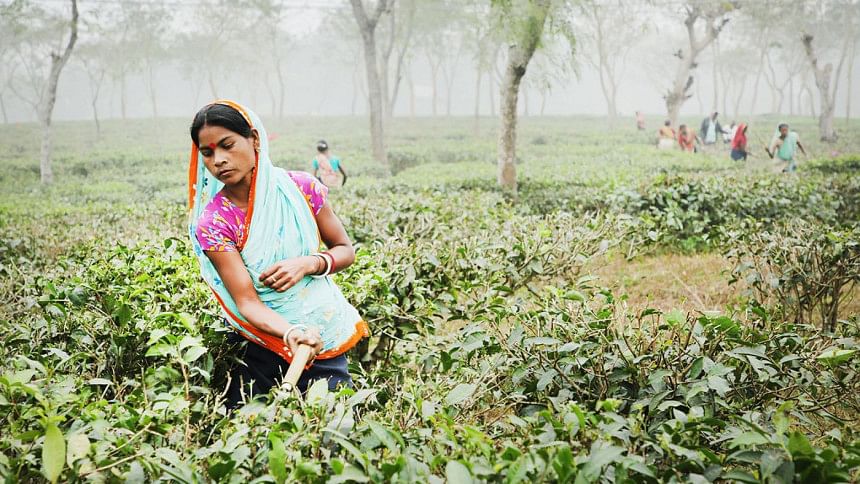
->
730 431 770 448
42 423 65 484
445 383 477 406
367 420 401 452
182 345 207 364
552 446 574 482
721 470 759 483
563 290 585 302
445 460 473 484
307 378 330 405
707 375 731 397
66 432 89 466
787 431 813 457
145 342 174 358
268 433 287 484
146 328 169 346
665 309 685 327
816 349 856 366
581 443 625 481
326 433 367 470
688 357 704 379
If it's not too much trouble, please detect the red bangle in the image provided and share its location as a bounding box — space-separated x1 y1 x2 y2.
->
323 251 336 273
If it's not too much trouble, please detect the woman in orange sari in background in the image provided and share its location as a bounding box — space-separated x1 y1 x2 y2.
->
657 120 675 150
678 124 699 153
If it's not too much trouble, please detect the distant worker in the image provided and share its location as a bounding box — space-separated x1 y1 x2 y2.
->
767 123 807 173
657 120 675 150
635 111 646 131
312 140 348 188
678 124 700 153
725 121 737 144
730 123 749 161
700 111 727 147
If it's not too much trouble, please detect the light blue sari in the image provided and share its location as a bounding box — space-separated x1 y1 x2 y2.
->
187 100 367 362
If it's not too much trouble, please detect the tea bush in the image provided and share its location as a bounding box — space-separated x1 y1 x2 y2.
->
727 221 860 331
1 116 859 482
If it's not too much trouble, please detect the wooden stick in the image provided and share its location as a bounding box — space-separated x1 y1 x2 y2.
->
284 344 314 389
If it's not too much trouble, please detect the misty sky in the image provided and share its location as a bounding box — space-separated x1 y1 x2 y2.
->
3 0 858 123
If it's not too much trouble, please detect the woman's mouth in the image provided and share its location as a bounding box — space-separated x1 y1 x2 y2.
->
218 169 234 178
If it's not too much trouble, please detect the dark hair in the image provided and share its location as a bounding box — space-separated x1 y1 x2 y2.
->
190 103 252 147
778 123 789 130
679 124 687 130
316 140 329 153
664 119 671 126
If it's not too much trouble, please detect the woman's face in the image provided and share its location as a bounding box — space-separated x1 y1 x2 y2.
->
197 124 259 186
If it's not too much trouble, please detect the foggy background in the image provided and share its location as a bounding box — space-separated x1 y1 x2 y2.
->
2 0 858 124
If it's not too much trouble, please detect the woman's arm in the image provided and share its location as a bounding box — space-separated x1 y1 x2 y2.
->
338 166 348 186
797 140 807 156
315 202 355 272
206 250 323 355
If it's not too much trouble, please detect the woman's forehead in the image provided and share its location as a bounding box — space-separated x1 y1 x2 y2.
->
198 124 238 140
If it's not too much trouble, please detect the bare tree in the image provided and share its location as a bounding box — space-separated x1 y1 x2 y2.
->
77 44 107 139
663 1 734 126
802 33 848 141
251 0 291 120
847 37 856 120
8 0 78 184
465 1 499 133
576 0 643 128
379 0 416 120
763 44 805 114
494 0 554 192
350 0 391 169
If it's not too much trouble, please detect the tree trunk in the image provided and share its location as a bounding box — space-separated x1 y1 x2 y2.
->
712 41 719 113
473 68 482 135
803 34 846 142
665 7 727 126
750 47 766 115
789 77 795 115
350 0 390 169
408 69 415 118
733 75 747 120
387 1 415 120
91 91 100 139
488 70 496 117
119 73 127 120
351 60 360 115
275 56 286 120
428 54 440 116
596 61 616 127
0 95 7 124
39 0 78 184
147 61 159 119
497 1 550 192
802 80 816 118
540 88 548 116
847 38 855 120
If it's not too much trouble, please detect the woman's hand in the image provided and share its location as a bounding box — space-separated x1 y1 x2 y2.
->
259 256 321 292
283 325 324 359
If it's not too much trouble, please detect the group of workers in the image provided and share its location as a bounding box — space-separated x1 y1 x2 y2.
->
641 110 807 173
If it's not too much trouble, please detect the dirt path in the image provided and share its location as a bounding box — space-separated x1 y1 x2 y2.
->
592 251 739 314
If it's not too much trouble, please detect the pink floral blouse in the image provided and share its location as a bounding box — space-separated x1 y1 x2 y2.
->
195 171 328 252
